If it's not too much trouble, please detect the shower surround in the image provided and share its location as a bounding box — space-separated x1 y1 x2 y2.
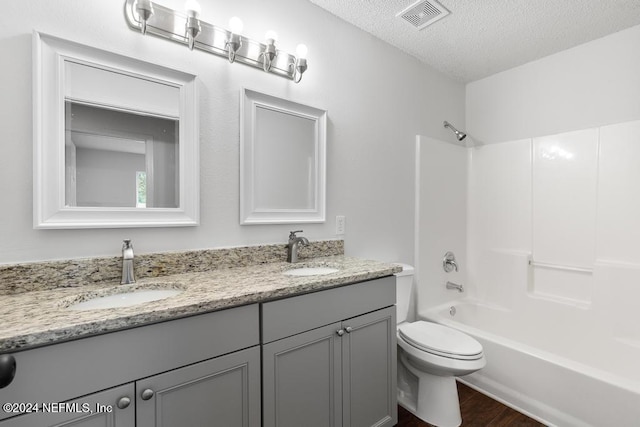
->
415 118 640 426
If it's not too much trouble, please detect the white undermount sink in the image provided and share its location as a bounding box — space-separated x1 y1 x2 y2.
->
67 287 183 311
283 266 340 276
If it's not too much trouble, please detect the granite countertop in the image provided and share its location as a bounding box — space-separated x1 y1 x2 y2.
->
0 256 401 352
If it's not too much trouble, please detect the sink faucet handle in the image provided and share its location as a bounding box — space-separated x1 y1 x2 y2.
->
289 230 304 240
122 239 134 261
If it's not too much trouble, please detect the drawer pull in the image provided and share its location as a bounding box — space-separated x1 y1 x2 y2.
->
0 354 16 389
117 396 131 409
141 389 155 400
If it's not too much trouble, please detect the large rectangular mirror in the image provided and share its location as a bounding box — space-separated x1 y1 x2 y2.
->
240 89 327 224
34 32 198 228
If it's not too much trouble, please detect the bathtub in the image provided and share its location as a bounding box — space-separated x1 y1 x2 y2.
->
421 301 640 427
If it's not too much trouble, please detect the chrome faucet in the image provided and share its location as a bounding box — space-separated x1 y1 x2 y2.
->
287 230 309 263
121 239 135 284
446 281 464 292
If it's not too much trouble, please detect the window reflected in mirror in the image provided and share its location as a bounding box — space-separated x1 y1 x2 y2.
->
64 102 179 209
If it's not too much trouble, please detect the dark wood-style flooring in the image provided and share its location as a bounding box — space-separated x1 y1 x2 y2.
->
397 382 546 427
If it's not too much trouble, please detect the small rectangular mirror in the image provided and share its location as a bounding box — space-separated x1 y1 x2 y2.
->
240 89 327 224
34 32 198 228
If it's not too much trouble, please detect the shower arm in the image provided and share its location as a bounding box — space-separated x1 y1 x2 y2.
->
443 120 467 141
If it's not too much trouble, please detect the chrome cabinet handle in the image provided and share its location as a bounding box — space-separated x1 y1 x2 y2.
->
345 326 353 333
141 389 155 400
336 329 345 336
117 396 131 409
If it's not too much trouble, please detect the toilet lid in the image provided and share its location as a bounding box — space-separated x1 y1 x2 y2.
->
398 321 483 360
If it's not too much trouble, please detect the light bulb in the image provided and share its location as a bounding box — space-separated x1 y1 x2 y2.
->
135 0 152 13
265 30 278 43
184 0 201 16
229 16 243 34
134 0 154 35
295 43 308 59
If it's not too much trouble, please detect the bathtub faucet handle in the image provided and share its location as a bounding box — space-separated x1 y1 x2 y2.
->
443 251 459 273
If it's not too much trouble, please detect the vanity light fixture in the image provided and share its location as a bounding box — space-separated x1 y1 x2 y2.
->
225 17 243 63
123 0 308 82
291 43 308 83
134 0 154 35
184 0 202 50
260 31 278 72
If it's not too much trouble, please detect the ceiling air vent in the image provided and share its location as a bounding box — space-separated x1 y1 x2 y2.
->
396 0 450 30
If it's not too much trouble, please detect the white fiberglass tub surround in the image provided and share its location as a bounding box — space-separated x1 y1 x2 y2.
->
415 120 640 427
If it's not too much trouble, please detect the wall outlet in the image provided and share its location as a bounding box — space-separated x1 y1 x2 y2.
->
336 215 346 235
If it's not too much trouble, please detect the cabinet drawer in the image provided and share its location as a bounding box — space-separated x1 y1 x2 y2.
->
261 276 395 343
0 304 259 421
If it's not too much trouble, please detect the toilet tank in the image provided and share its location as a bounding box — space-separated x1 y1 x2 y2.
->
394 264 414 324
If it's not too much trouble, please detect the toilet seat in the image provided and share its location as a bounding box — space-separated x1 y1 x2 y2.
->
398 321 483 361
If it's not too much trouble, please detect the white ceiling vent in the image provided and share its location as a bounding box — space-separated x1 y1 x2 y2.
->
396 0 450 30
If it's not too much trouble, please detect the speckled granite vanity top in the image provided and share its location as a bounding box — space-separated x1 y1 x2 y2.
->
0 251 400 352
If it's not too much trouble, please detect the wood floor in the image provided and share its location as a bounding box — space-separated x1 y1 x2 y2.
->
396 382 546 427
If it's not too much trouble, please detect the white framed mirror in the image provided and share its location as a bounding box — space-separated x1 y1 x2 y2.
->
240 89 327 224
33 32 199 229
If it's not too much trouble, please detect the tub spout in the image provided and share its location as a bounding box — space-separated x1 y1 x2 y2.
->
446 281 464 292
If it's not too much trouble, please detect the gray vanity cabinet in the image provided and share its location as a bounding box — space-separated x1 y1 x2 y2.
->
261 276 397 427
0 276 397 427
0 304 260 427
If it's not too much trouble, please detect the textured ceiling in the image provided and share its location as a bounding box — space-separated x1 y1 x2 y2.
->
307 0 640 83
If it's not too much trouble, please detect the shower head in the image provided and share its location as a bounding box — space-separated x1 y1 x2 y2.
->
443 121 467 141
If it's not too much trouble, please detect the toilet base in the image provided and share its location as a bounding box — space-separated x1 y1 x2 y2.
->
399 352 463 427
416 374 461 427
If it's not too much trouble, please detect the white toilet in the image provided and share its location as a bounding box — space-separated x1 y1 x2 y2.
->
395 264 485 427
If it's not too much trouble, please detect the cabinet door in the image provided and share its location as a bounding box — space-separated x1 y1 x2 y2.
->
342 306 397 427
136 346 260 427
262 322 343 427
0 383 134 427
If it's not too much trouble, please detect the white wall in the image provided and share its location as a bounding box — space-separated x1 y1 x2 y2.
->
0 0 464 264
467 24 640 143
